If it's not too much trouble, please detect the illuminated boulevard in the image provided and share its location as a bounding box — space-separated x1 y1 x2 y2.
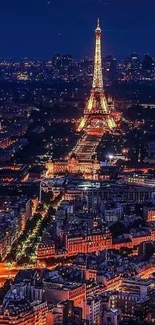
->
0 261 59 287
0 263 154 290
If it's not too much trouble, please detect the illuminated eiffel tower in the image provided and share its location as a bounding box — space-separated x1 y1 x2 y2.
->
78 19 116 135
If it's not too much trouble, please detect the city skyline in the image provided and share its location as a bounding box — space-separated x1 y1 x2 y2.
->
1 2 155 324
1 0 155 59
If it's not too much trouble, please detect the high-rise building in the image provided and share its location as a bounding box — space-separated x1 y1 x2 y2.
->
142 54 154 71
124 53 141 80
104 55 117 84
142 54 155 79
52 53 62 70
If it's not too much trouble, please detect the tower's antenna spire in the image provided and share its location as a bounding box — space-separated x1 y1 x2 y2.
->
96 18 101 32
97 18 100 28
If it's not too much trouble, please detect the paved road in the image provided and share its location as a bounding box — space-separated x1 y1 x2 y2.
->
0 262 19 286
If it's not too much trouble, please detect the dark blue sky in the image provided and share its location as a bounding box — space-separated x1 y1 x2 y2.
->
0 0 155 59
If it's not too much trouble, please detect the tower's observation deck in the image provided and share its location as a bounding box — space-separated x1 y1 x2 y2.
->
78 19 116 134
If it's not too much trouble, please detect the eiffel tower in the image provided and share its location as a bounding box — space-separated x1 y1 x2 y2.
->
78 19 116 135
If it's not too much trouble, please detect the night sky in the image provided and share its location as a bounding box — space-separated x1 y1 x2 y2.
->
0 0 155 59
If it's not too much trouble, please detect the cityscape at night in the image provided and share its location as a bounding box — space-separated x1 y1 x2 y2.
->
1 0 155 324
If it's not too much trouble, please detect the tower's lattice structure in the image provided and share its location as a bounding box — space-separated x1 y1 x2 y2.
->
78 19 116 134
